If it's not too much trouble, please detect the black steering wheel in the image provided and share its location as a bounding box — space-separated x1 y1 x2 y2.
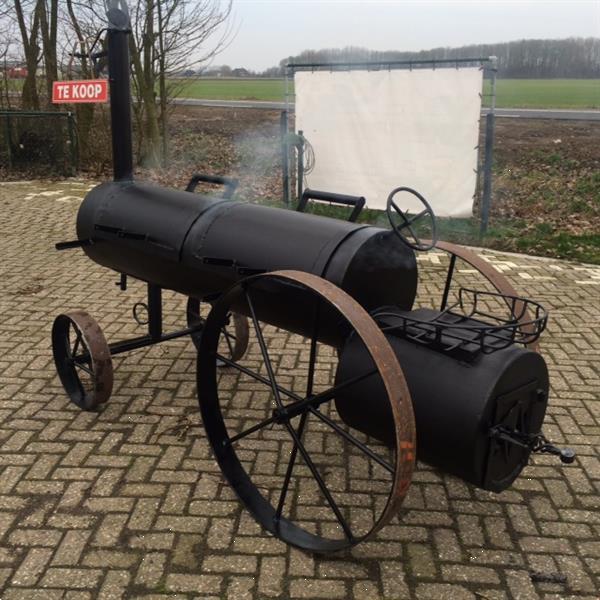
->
386 187 438 252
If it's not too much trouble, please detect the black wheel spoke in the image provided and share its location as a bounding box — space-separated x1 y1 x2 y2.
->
227 413 278 445
309 407 394 474
223 329 238 342
285 421 354 541
245 289 283 408
275 411 309 522
216 353 301 402
276 299 320 522
74 361 94 377
222 326 235 357
297 367 378 415
71 327 83 358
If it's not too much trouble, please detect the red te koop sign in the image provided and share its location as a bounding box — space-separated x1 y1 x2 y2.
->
52 79 108 104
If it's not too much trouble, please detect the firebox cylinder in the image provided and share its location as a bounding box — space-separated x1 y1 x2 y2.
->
334 320 550 493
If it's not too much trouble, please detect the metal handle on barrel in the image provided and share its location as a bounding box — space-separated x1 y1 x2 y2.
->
297 188 366 222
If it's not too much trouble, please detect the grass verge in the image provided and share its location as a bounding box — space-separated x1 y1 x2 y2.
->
173 77 600 109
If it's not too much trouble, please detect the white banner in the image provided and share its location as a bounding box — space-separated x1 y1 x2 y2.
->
295 68 483 217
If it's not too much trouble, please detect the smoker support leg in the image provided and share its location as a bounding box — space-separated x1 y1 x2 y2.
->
147 284 163 340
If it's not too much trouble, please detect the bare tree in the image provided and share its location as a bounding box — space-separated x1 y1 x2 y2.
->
128 0 233 166
2 0 232 168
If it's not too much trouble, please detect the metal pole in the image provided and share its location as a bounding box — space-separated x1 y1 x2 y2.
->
106 2 133 182
147 284 163 341
480 56 497 236
280 110 290 205
297 130 304 202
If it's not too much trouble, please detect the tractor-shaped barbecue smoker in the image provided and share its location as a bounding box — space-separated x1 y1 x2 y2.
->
52 1 574 554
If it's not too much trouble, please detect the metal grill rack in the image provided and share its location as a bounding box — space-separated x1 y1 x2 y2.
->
376 288 548 360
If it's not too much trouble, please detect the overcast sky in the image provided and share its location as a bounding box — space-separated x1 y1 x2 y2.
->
214 0 600 71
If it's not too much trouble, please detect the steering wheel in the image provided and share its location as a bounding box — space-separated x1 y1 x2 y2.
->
386 187 438 252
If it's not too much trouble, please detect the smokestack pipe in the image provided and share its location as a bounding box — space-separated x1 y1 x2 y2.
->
106 1 133 181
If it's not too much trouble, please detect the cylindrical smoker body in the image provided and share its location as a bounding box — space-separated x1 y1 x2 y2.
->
77 181 417 342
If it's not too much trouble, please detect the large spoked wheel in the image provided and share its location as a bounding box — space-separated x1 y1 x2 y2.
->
52 311 113 411
197 270 416 553
386 186 437 251
186 296 249 361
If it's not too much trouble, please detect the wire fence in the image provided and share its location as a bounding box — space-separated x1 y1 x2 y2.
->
0 111 78 175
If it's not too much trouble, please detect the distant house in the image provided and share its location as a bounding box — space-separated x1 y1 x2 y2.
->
4 65 28 79
231 68 250 77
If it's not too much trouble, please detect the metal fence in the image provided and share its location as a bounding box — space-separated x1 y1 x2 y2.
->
0 110 78 175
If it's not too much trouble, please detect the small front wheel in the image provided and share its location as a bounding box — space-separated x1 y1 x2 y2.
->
52 311 113 410
186 296 249 361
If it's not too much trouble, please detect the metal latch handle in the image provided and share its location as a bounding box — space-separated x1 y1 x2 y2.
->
490 426 576 464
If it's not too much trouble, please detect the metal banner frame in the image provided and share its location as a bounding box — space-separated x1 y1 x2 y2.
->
283 57 497 233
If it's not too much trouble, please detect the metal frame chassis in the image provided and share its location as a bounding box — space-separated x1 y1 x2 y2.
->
98 283 201 359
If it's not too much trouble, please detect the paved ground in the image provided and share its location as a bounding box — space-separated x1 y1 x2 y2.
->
0 180 598 599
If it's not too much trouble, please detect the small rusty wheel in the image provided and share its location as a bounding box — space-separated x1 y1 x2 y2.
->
52 310 113 410
197 270 416 553
186 296 249 361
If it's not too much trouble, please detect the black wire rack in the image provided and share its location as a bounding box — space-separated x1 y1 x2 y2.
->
376 288 548 359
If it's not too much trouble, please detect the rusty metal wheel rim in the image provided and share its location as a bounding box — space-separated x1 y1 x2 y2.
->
197 270 416 553
52 310 113 410
430 241 540 351
186 296 249 361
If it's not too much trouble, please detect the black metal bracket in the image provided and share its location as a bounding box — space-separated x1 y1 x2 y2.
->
55 239 93 251
116 273 127 291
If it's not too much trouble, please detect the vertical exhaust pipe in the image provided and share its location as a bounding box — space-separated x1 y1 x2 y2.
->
106 1 133 181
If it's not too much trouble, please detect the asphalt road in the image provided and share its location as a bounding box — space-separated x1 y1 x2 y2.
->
174 97 600 121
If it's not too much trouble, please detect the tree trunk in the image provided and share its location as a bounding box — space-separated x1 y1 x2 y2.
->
129 33 160 167
14 0 41 110
38 0 58 107
157 0 167 166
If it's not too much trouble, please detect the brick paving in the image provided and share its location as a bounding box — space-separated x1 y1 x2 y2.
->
0 180 598 599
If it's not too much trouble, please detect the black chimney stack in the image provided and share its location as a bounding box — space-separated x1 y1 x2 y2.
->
106 1 133 181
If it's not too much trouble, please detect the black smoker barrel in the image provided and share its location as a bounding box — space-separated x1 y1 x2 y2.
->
47 2 574 555
77 181 417 341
